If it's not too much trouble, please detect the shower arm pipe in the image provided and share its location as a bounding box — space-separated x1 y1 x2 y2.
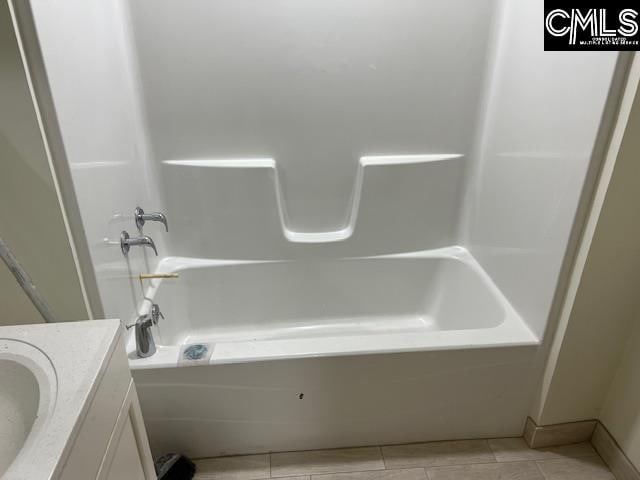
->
139 273 179 280
137 272 179 314
0 236 56 323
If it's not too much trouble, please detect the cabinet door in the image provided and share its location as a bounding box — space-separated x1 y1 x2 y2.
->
98 380 156 480
105 417 147 480
60 342 132 479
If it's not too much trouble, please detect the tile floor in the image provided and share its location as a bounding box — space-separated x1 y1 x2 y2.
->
193 437 616 480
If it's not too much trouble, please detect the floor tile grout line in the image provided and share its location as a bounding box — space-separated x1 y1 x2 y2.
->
486 438 500 459
534 454 606 464
483 438 498 464
270 464 386 478
422 459 549 470
423 466 431 480
532 459 549 480
421 461 553 480
378 445 388 470
423 459 551 467
495 453 602 464
276 465 429 479
306 466 435 479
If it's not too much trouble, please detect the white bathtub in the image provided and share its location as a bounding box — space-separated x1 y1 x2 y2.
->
129 246 540 457
128 246 536 368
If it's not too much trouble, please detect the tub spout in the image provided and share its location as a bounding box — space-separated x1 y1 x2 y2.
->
128 303 164 358
134 315 156 358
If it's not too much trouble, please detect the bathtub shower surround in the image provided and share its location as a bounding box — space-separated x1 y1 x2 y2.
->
28 0 621 458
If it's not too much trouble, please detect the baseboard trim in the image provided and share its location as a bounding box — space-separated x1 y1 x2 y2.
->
592 423 640 480
523 417 640 479
523 417 597 448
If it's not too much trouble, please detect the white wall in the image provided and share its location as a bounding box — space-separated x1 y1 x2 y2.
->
0 1 87 324
0 265 42 325
527 55 640 472
29 0 168 324
531 54 640 429
127 0 496 236
461 0 618 338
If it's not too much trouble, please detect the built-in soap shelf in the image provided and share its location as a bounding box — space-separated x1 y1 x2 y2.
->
163 154 464 244
161 153 465 256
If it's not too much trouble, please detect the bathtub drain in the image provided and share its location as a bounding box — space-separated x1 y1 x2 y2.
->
183 344 208 361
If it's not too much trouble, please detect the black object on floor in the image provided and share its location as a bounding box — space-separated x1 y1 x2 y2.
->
155 453 196 479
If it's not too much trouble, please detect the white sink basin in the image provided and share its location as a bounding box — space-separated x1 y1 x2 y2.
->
0 320 120 480
0 339 56 479
0 360 39 475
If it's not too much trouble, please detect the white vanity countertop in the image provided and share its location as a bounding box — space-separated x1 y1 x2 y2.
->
0 319 122 480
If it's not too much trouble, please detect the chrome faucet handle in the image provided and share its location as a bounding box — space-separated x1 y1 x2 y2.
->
125 303 163 329
126 312 151 329
120 231 158 256
135 207 168 232
150 303 164 325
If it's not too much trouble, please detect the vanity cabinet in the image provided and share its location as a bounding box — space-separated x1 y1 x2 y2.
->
58 326 156 480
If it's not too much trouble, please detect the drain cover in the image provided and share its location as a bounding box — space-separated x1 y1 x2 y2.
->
183 344 208 360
